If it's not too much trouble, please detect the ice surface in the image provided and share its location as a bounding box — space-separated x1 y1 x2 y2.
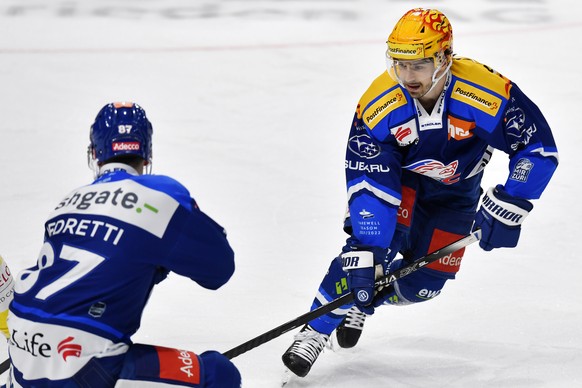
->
0 1 580 386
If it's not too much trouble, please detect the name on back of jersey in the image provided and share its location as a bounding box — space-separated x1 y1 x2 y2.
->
46 218 125 246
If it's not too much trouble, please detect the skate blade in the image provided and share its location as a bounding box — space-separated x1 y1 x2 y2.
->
281 367 293 387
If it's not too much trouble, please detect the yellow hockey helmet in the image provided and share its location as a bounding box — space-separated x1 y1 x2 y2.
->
387 8 453 61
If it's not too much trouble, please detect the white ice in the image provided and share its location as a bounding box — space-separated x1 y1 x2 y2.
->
0 0 580 387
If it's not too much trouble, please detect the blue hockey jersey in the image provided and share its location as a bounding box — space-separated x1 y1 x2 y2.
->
8 165 235 384
345 57 559 249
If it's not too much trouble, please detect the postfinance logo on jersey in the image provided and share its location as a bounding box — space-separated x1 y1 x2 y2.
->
451 81 501 117
50 180 179 238
363 89 406 130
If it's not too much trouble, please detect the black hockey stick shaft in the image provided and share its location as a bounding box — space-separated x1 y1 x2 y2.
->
222 229 481 359
0 358 8 375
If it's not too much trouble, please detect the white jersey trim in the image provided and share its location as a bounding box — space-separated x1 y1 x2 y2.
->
8 312 129 381
347 180 401 207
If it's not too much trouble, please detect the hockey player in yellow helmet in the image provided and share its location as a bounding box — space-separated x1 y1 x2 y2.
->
282 7 558 380
387 8 453 99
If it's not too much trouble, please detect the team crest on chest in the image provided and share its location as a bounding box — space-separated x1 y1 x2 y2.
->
404 159 461 185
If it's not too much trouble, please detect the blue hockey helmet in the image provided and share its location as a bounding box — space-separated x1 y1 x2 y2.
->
88 102 153 168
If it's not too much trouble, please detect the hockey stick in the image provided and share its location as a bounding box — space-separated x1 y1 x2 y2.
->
222 229 481 359
0 357 8 375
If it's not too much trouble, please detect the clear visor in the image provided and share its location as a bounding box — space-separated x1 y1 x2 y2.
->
386 53 435 82
385 49 452 92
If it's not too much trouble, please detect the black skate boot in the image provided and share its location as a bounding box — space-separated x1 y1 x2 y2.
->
336 305 367 348
282 325 330 377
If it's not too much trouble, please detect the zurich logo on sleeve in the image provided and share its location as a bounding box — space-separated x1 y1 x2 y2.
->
348 134 381 159
510 158 534 182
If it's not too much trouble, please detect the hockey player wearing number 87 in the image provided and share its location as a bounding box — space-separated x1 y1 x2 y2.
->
282 8 559 378
5 102 241 387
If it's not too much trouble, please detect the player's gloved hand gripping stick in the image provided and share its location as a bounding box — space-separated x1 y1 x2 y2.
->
222 229 482 359
340 249 376 308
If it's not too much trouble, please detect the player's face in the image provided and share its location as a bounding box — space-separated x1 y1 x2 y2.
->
391 58 436 98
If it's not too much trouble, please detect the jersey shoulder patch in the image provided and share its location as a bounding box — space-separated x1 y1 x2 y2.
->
450 58 512 117
358 72 408 130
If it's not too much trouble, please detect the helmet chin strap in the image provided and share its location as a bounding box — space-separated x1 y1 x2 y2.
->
420 56 452 98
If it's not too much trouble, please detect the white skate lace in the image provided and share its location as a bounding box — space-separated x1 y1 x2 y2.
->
343 307 366 330
290 327 331 364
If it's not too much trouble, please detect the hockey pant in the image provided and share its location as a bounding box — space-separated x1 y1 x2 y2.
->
6 344 240 388
308 178 477 336
114 345 240 388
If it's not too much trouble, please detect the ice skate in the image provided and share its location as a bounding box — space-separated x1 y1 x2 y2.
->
281 325 330 377
336 305 367 348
